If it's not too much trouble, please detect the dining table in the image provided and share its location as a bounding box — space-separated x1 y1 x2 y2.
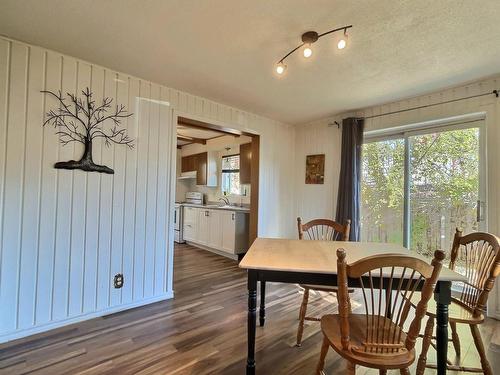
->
239 238 468 375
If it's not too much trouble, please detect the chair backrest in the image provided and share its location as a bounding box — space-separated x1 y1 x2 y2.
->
336 248 445 356
297 217 351 241
449 229 500 316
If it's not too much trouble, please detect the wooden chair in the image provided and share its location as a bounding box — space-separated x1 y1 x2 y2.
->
316 248 445 375
295 217 351 346
414 229 500 375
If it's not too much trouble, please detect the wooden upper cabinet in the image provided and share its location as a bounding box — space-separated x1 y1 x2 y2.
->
196 152 208 185
239 142 252 184
180 152 216 186
181 154 196 172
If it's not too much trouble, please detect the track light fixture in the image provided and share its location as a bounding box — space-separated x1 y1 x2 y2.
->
275 25 352 76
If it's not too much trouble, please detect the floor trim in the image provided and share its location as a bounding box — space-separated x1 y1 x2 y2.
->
0 291 174 344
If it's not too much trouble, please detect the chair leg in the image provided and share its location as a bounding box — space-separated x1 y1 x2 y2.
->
470 324 493 375
399 369 410 375
416 316 434 375
450 321 461 356
347 361 356 375
296 288 309 346
316 335 329 375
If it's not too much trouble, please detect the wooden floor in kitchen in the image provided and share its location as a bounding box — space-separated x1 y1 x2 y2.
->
1 243 500 374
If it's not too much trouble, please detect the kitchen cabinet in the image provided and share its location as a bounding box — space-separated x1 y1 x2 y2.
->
197 209 209 245
239 142 252 184
208 210 222 249
221 211 236 253
183 206 198 241
180 152 217 187
181 154 196 173
182 206 249 258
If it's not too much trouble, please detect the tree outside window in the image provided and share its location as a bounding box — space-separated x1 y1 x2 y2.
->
221 154 241 195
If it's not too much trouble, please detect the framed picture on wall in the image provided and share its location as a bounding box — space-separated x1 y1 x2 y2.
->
305 154 325 184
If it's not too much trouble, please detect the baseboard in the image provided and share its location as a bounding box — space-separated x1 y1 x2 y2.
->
185 241 239 260
0 291 174 344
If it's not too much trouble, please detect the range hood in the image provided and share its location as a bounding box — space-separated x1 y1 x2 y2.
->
177 171 196 180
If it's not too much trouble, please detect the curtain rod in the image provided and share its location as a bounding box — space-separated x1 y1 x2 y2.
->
364 89 499 120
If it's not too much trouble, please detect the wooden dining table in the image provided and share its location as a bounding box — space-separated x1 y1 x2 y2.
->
239 238 468 375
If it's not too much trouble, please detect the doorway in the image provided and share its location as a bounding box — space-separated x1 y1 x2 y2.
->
173 114 260 251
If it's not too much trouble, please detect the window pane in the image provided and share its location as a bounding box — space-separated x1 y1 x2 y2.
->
221 154 241 195
222 155 240 170
361 139 405 244
222 172 241 195
409 128 480 257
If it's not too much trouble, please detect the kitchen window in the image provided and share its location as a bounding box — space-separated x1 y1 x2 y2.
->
221 154 241 195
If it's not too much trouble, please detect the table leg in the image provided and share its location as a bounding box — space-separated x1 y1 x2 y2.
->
259 280 266 327
434 280 451 375
247 270 257 375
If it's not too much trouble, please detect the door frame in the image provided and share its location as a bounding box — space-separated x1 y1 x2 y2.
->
171 109 260 245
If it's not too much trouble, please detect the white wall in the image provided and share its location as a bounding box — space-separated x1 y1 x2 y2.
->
294 118 343 222
0 36 296 343
294 75 500 317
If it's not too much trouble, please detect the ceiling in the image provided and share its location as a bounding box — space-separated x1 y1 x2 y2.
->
1 1 500 124
177 126 223 147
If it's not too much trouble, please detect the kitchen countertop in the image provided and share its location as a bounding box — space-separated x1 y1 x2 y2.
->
180 202 250 213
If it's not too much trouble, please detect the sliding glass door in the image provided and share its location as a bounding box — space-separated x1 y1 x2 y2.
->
361 122 485 255
361 138 405 244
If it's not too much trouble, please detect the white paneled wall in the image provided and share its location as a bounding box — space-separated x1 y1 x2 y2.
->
0 36 296 343
294 76 500 317
294 117 343 222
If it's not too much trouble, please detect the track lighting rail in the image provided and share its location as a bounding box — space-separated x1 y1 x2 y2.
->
275 25 352 75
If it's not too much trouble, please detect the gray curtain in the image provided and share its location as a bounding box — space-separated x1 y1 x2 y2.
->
335 117 365 241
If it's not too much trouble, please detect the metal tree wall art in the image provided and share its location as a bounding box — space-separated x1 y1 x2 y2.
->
41 88 134 174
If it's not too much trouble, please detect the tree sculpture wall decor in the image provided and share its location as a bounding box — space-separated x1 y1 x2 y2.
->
41 87 134 174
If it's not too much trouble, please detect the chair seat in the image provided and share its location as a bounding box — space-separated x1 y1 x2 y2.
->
299 284 354 293
321 314 415 370
407 293 484 324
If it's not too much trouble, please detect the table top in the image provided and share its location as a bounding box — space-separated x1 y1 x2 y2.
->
239 238 467 282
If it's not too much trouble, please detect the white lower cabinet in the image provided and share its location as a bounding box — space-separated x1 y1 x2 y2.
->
182 206 249 257
221 211 236 253
208 210 222 249
183 206 198 241
197 209 210 245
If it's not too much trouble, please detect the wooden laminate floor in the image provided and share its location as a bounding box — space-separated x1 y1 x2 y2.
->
1 243 500 374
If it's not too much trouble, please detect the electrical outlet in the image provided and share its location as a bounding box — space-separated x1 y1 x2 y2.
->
114 273 124 289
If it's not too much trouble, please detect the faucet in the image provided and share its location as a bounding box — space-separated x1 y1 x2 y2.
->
218 196 230 206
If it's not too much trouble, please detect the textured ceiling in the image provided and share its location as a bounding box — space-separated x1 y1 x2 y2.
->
1 0 500 124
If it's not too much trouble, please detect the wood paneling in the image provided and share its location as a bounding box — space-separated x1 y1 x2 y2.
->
249 136 260 245
195 152 208 186
0 35 297 343
0 243 499 374
239 142 252 184
181 154 196 172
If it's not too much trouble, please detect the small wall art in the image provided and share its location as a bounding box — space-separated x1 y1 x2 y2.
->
305 154 325 184
41 87 134 174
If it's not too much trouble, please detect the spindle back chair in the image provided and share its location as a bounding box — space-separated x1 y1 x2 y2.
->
316 249 445 374
297 217 350 241
295 217 351 346
415 229 500 375
449 230 500 315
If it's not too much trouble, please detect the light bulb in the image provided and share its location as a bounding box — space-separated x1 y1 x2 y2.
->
337 32 348 49
303 45 313 58
275 62 286 75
